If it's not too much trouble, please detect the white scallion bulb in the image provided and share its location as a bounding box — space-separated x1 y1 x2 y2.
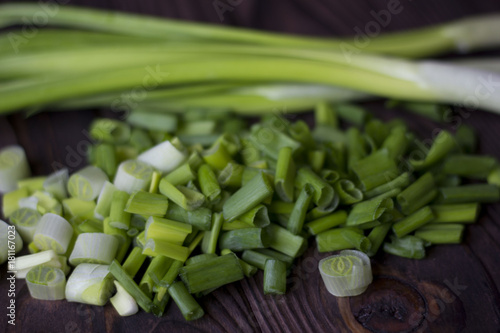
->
43 168 69 200
26 265 66 300
67 166 108 201
9 207 41 243
65 263 115 306
0 219 23 264
137 139 186 173
110 281 139 316
33 213 73 254
113 160 153 194
0 145 31 193
69 233 119 266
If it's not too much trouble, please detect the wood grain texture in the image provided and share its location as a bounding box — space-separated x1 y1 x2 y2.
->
1 0 500 332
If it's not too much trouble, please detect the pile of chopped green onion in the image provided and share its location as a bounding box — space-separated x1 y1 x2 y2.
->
2 103 500 320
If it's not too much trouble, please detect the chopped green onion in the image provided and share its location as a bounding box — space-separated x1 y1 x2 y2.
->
414 223 465 244
62 197 96 219
140 255 173 296
295 167 334 209
383 235 428 259
222 171 273 222
365 119 390 147
366 223 392 257
17 177 46 194
318 250 372 297
320 169 341 186
220 249 258 277
488 167 500 187
109 260 153 312
31 190 63 215
364 172 410 200
287 184 314 235
218 228 269 251
145 216 192 245
67 165 108 201
165 202 212 231
218 162 244 188
316 227 370 253
305 210 347 236
198 164 221 201
201 212 223 254
34 213 73 254
123 246 146 278
392 206 435 238
268 201 294 215
237 204 270 228
409 130 456 170
122 247 147 277
456 124 477 154
9 207 41 243
436 184 500 204
125 190 169 216
0 145 30 193
315 102 338 128
28 241 40 254
127 110 178 132
155 259 184 302
111 281 139 316
351 149 398 191
159 179 205 211
66 263 115 306
442 154 497 179
149 170 162 193
249 123 301 160
397 172 437 215
241 250 270 270
103 217 128 247
179 254 244 294
222 219 253 231
381 126 409 160
69 233 119 265
14 249 60 278
168 281 204 321
431 203 480 223
0 219 23 264
130 128 154 153
89 118 130 144
77 219 104 234
143 239 189 262
43 168 69 200
26 266 66 300
94 181 118 220
109 190 131 230
333 179 363 205
2 187 29 218
201 143 232 171
92 143 117 179
114 159 153 194
275 147 296 202
185 253 218 266
346 197 393 227
163 163 196 186
265 223 307 258
336 104 372 126
263 259 286 295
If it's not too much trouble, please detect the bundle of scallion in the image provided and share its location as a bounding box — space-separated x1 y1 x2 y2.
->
2 105 500 320
0 4 500 116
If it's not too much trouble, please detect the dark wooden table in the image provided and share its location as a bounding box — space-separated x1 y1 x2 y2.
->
1 1 500 332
